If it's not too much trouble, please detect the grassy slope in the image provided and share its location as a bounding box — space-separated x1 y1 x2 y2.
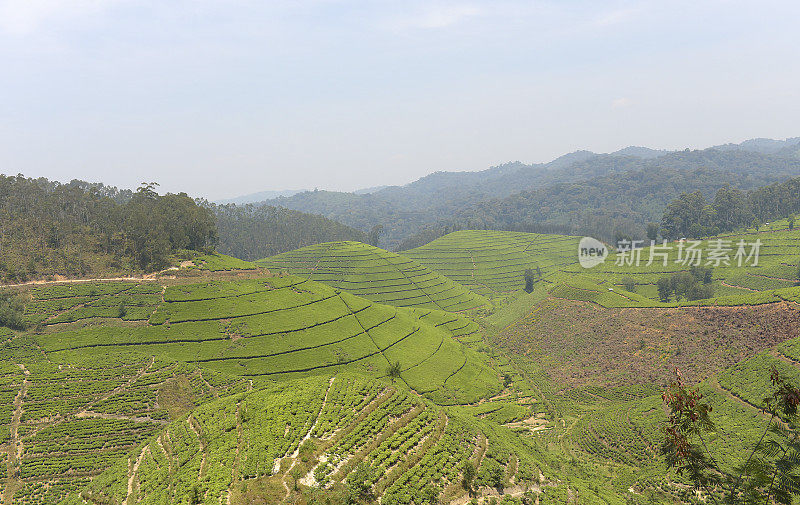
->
77 374 555 505
553 217 800 306
0 274 506 505
34 275 500 406
0 335 247 505
2 223 799 505
403 222 800 309
392 226 800 500
257 241 490 311
403 230 581 297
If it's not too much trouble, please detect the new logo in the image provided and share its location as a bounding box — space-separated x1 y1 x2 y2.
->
578 237 608 268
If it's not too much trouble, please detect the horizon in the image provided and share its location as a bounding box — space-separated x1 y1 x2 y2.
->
215 135 799 200
3 134 799 201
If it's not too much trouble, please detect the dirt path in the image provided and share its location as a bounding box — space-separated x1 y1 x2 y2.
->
126 446 150 505
76 356 155 417
719 280 759 292
187 416 207 480
226 401 245 505
75 411 168 424
0 275 164 289
282 377 336 496
4 376 30 504
470 251 477 280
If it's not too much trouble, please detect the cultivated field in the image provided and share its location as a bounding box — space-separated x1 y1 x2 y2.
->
403 231 581 297
2 224 800 504
258 242 491 311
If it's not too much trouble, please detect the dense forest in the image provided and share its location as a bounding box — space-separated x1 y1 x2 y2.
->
260 145 800 249
211 203 368 260
0 175 216 282
660 176 800 239
398 164 795 249
0 174 376 282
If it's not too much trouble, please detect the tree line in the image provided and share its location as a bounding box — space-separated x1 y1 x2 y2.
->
210 203 369 260
660 177 800 240
0 175 216 282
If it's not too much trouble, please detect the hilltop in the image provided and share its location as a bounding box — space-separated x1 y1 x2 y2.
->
257 241 490 312
404 231 580 297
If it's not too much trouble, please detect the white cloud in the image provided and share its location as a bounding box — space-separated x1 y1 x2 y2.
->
0 0 120 35
593 6 641 27
387 3 481 31
612 97 632 108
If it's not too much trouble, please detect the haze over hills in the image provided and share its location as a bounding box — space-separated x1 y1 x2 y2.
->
215 189 308 205
232 137 800 249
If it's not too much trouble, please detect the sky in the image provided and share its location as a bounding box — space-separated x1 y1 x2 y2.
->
1 0 799 200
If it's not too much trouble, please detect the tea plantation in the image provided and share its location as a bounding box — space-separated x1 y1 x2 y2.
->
257 241 490 311
2 224 800 504
403 231 581 297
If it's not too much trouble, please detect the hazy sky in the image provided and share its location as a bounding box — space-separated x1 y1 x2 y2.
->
1 0 799 200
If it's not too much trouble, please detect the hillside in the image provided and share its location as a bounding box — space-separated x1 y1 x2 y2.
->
2 225 800 503
403 231 580 297
32 275 499 405
0 173 368 282
0 176 216 282
552 217 800 304
259 146 800 249
402 163 800 249
257 241 490 311
0 334 248 505
73 374 553 505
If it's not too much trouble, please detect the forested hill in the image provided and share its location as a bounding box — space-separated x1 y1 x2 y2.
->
0 175 216 282
211 203 368 260
259 144 800 249
0 174 372 281
397 162 800 250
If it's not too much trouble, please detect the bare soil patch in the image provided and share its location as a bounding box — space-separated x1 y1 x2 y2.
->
497 299 800 387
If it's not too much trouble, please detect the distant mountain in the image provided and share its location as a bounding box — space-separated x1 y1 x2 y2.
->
610 146 671 158
354 185 390 194
712 137 800 155
216 189 307 205
260 144 800 249
606 138 800 159
398 149 800 248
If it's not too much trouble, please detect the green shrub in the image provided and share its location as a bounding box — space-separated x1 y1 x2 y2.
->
621 277 636 292
657 276 671 302
0 290 27 330
387 361 402 383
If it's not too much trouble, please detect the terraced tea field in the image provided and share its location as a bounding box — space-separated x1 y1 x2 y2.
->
556 217 800 304
3 225 800 504
403 231 581 296
34 276 500 406
71 373 568 505
0 336 247 505
24 282 164 327
0 274 514 504
257 242 490 312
